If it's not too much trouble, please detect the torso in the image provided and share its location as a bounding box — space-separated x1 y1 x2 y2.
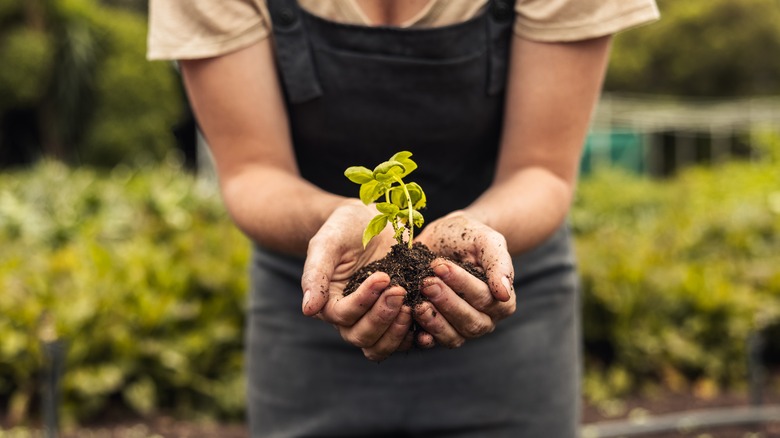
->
355 0 433 26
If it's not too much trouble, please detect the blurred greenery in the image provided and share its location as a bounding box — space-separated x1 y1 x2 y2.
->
576 132 780 402
607 0 780 96
1 136 779 422
0 159 248 425
0 0 182 167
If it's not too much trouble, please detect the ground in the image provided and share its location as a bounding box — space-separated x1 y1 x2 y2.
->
2 390 774 438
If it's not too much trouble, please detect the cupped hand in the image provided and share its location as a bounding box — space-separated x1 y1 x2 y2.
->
413 211 516 348
301 200 414 361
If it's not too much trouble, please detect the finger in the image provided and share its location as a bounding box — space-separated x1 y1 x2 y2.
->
323 271 390 326
477 232 514 302
361 305 412 361
431 259 493 311
397 329 415 352
421 277 494 339
301 231 342 316
414 302 465 348
416 331 436 349
341 286 405 348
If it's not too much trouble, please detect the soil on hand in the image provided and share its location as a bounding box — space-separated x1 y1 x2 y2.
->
343 242 487 307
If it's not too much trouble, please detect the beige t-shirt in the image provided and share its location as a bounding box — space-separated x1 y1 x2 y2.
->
147 0 659 60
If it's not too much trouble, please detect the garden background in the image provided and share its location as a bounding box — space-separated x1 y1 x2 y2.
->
1 0 780 436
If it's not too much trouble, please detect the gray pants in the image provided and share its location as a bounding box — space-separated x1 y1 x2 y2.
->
246 226 580 438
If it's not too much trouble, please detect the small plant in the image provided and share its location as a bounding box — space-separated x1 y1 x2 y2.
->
344 151 426 249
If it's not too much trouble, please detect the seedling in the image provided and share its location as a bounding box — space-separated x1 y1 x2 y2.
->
344 151 426 249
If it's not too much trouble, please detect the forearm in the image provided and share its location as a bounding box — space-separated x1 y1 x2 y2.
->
463 167 573 255
220 163 358 255
462 35 611 255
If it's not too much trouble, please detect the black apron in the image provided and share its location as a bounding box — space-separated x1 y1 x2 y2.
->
247 0 581 436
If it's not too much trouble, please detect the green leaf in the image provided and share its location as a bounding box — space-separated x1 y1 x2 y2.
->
389 186 406 208
412 209 425 228
406 182 427 210
362 214 387 248
390 151 418 178
359 180 386 204
373 160 405 182
399 209 425 229
375 202 399 217
344 166 374 184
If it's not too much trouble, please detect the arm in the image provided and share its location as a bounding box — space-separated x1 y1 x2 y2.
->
414 34 612 347
180 40 345 255
181 39 412 360
467 34 613 252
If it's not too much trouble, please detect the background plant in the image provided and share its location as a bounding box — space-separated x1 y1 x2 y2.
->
0 160 248 425
344 151 426 248
0 0 183 167
1 140 779 423
574 134 780 401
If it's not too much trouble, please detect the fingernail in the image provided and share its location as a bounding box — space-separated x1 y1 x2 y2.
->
501 276 513 294
372 278 389 293
432 263 449 279
386 294 404 308
302 290 311 313
423 282 440 298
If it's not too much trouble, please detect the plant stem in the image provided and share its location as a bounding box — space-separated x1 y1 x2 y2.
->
384 190 402 245
393 175 415 248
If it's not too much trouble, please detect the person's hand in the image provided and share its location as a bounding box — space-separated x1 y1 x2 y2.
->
301 200 414 361
413 211 516 348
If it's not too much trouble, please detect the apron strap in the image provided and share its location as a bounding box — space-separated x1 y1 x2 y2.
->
486 0 516 96
267 0 323 103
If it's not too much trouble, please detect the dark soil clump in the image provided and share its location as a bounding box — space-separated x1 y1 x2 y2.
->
343 242 487 307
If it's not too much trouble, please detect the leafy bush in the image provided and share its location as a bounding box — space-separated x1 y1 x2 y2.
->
0 0 183 166
1 147 779 423
74 3 183 166
0 161 248 424
574 142 780 401
607 0 780 96
0 28 54 110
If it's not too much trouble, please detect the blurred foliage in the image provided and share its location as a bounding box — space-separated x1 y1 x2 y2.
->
0 28 54 111
606 0 780 96
77 2 181 166
0 160 248 424
575 132 780 402
0 0 182 166
1 138 779 422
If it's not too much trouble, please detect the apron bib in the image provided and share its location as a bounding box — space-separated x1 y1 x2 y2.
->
247 1 581 436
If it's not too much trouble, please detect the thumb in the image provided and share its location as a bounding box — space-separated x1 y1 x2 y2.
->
301 231 341 316
301 266 331 316
482 233 514 302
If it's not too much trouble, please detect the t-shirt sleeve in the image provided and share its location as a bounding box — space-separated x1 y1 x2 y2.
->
514 0 660 42
147 0 271 60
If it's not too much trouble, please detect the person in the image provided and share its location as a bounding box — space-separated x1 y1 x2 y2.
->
148 1 658 436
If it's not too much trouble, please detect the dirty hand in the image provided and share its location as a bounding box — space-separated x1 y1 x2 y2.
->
413 211 516 348
301 199 414 361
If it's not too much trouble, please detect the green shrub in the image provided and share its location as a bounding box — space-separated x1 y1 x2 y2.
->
0 161 248 424
0 27 54 110
607 0 780 96
74 3 183 166
574 148 780 401
1 149 779 422
0 0 183 166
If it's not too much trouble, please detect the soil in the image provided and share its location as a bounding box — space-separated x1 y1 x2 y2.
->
342 241 487 308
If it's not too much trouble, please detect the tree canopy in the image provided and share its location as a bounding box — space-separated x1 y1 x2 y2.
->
606 0 780 97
